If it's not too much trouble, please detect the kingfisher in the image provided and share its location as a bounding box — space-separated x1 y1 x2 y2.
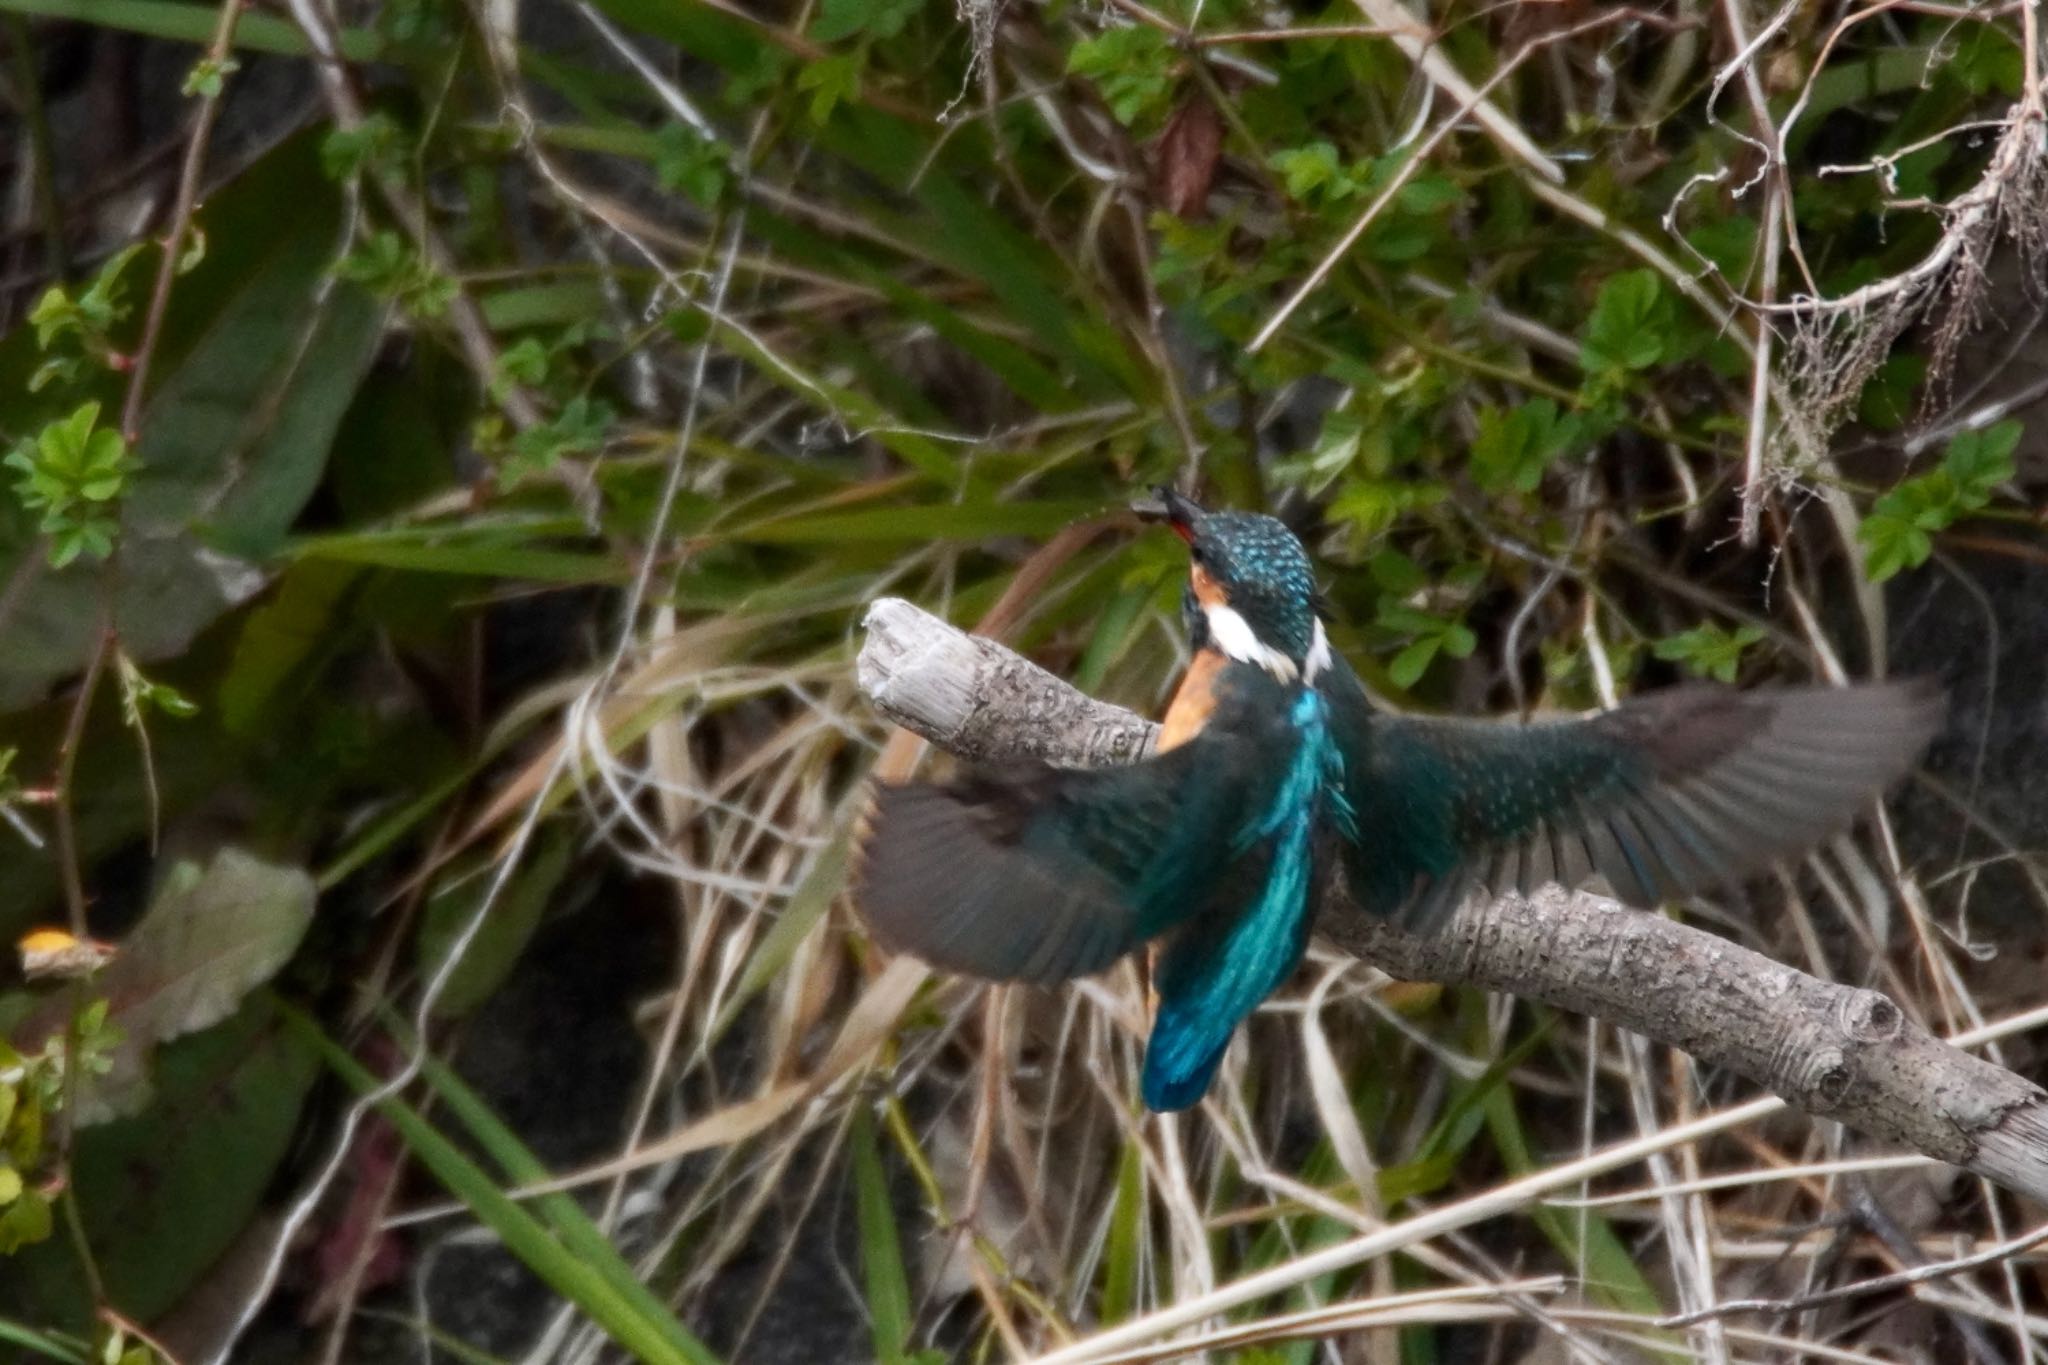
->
852 490 1942 1111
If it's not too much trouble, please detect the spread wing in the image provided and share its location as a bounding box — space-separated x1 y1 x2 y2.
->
1326 667 1943 930
852 666 1296 984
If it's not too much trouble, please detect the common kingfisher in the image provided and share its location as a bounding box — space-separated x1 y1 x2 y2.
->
853 490 1942 1111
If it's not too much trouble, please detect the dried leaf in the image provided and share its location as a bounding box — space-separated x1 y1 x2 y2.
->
1153 97 1223 220
17 928 117 981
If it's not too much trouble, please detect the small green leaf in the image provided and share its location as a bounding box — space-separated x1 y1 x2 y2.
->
181 54 238 98
1068 26 1174 126
1861 513 1931 583
320 112 404 181
1389 638 1440 688
1367 548 1425 595
1653 622 1765 683
1580 269 1669 373
654 124 730 204
0 1186 51 1254
1397 174 1463 214
1270 142 1350 202
1471 398 1580 493
797 53 862 123
1686 215 1758 278
1943 420 2020 508
812 0 920 42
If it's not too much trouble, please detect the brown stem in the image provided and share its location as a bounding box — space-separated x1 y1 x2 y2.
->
51 619 113 936
118 0 251 443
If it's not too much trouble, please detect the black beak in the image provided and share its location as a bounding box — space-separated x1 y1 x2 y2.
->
1131 485 1206 532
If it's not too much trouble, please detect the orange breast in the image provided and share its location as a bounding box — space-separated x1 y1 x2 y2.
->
1157 648 1226 753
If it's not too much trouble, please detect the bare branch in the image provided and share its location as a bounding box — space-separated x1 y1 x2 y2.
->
857 597 2048 1206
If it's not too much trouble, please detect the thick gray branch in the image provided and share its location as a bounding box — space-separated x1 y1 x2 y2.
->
858 598 2048 1204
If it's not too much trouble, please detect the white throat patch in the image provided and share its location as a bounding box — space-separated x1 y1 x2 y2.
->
1304 618 1332 685
1203 601 1326 685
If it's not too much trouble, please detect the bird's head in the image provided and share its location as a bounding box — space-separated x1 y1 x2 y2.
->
1137 487 1330 684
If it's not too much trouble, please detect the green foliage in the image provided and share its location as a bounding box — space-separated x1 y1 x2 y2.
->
1580 270 1673 375
116 654 198 724
1270 141 1352 203
1860 420 2021 581
1652 622 1765 683
4 401 134 567
510 394 614 474
336 230 458 318
0 1001 122 1256
179 53 237 97
320 111 405 181
654 123 731 203
1377 601 1478 689
24 245 143 391
811 0 919 43
797 52 863 122
1470 398 1583 493
1067 26 1174 126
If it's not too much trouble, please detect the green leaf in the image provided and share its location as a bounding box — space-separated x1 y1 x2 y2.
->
0 1187 51 1255
1328 475 1444 539
1269 142 1350 202
0 999 318 1326
1860 506 1932 582
812 0 919 42
0 135 383 707
1067 26 1174 126
1580 269 1669 373
1686 215 1757 278
1858 420 2018 581
1943 420 2020 508
1388 637 1440 688
0 0 380 58
1652 622 1765 683
852 1107 915 1364
1470 398 1579 493
320 112 404 181
653 123 730 203
1366 548 1425 595
1099 1138 1144 1322
1397 174 1463 214
180 53 237 98
797 52 862 122
0 1310 87 1362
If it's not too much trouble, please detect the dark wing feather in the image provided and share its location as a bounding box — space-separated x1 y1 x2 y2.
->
852 666 1295 983
1327 665 1942 930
